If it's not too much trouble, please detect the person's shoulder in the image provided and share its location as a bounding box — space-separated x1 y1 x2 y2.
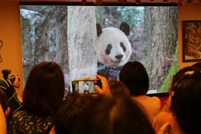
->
145 96 161 107
12 110 27 118
132 95 161 105
149 96 161 102
153 111 173 123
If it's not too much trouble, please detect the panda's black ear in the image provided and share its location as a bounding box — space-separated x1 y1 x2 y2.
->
120 22 130 36
96 23 102 37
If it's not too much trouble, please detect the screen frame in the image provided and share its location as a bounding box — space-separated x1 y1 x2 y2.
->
20 1 178 6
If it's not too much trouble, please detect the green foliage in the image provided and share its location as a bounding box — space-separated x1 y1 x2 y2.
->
159 44 179 93
117 7 144 27
95 7 104 26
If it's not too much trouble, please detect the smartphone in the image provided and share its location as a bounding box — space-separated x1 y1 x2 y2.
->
72 79 102 94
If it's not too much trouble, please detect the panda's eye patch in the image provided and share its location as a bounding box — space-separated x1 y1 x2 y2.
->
120 42 126 52
105 44 112 55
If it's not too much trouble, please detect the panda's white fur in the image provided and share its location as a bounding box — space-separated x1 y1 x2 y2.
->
96 23 132 66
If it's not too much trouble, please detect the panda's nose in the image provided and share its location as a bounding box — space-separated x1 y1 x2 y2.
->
115 55 123 60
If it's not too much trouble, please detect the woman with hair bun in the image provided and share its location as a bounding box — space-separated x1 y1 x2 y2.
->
157 66 201 134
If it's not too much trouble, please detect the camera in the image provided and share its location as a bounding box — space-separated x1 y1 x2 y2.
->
2 69 20 84
72 78 102 94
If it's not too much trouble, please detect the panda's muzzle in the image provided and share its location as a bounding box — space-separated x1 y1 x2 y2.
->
115 54 123 60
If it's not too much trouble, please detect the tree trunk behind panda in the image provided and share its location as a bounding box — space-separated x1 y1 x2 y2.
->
143 7 178 93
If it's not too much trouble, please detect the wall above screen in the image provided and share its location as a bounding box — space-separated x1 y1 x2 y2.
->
2 0 201 6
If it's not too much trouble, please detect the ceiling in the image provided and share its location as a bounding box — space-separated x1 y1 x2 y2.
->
0 0 177 4
2 0 201 5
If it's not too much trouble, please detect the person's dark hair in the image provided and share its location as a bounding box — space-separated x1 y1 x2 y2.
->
170 66 193 103
192 61 201 68
23 61 65 116
54 92 93 134
0 89 8 112
171 67 201 134
108 80 130 98
71 96 155 134
119 61 149 96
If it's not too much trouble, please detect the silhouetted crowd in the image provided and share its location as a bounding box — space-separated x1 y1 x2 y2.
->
1 61 201 134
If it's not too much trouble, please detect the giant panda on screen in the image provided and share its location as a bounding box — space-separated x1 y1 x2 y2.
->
96 22 132 66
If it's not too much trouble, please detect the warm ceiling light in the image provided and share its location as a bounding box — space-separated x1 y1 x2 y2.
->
93 0 103 5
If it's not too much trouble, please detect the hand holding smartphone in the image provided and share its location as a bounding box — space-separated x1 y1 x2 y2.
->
94 75 112 97
72 77 102 94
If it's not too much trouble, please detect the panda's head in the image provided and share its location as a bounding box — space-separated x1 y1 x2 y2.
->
96 22 132 66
